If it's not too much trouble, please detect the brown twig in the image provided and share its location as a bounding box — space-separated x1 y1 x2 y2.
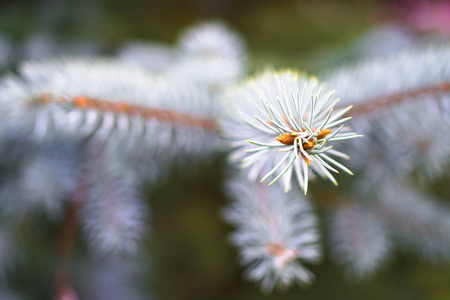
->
38 94 218 132
349 82 450 116
55 201 82 300
55 146 97 300
38 81 450 134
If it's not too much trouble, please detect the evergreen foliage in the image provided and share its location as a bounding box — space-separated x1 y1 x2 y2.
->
0 17 448 298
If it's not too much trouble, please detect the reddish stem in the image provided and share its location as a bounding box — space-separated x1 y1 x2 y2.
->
55 155 93 300
55 201 82 300
349 82 450 116
38 94 218 132
37 81 450 138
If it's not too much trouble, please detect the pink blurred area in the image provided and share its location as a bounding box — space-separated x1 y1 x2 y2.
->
387 0 450 37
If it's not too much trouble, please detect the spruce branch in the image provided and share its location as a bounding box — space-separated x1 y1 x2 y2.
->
326 45 450 183
348 81 450 116
221 70 360 194
119 42 175 71
1 18 450 295
35 93 218 131
325 45 450 122
178 21 246 62
80 160 148 256
379 182 450 262
0 133 84 219
326 179 450 279
118 21 247 88
56 202 81 300
55 161 91 300
223 171 321 291
0 58 223 164
328 202 392 278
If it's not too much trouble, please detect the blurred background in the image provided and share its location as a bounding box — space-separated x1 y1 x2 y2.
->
0 0 449 299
